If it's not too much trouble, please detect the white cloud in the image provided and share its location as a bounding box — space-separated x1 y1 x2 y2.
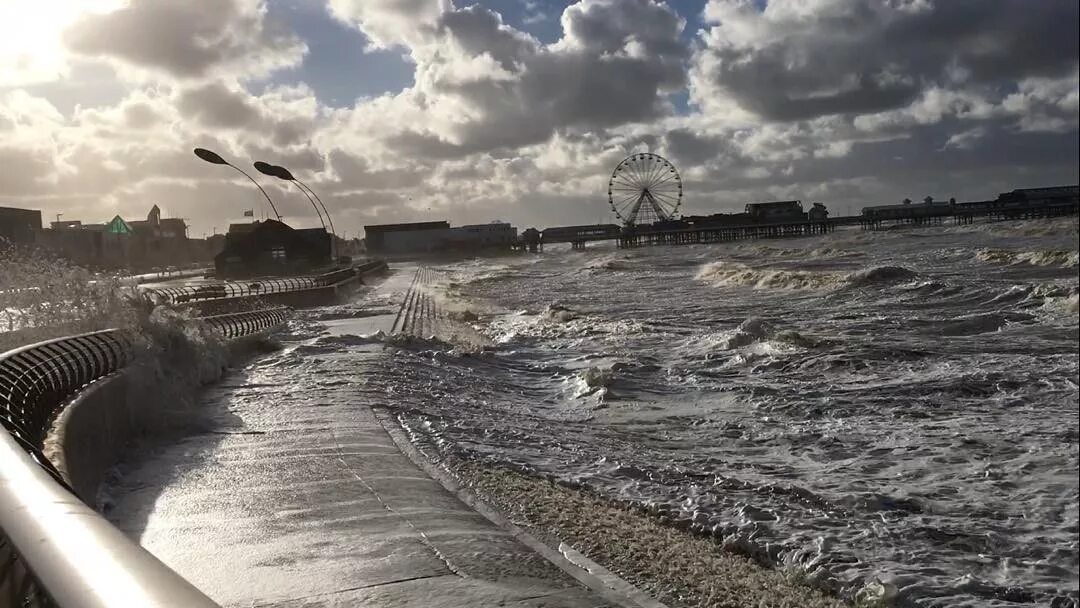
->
63 0 306 82
327 0 451 50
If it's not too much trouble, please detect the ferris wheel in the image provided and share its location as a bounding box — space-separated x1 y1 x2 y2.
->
608 152 682 225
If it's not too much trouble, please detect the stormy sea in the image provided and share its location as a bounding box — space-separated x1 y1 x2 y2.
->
225 218 1078 607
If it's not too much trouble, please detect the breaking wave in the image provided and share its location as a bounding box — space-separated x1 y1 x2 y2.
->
736 244 863 259
975 248 1080 268
695 261 842 291
582 255 634 272
843 265 917 286
696 261 916 291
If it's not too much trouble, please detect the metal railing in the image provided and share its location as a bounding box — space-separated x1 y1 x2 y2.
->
199 307 290 340
0 307 291 608
0 330 132 487
144 265 375 305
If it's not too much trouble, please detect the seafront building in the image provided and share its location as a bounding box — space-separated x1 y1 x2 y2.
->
0 204 218 270
364 220 518 255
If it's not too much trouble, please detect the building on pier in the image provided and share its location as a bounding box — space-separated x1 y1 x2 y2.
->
860 186 1079 229
679 212 751 227
997 185 1078 206
448 222 518 249
860 197 955 227
808 203 829 222
745 200 807 223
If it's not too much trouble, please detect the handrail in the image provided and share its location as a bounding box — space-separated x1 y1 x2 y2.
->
0 306 292 608
1 434 218 608
198 307 290 340
143 263 384 306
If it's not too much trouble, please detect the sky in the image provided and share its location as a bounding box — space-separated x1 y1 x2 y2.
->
1 0 1077 238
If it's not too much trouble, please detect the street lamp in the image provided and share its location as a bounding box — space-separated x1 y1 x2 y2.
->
253 161 325 231
193 148 282 221
251 162 335 238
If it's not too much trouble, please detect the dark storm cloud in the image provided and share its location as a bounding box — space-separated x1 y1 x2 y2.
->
664 128 738 166
64 0 304 79
698 0 1080 122
681 122 1079 215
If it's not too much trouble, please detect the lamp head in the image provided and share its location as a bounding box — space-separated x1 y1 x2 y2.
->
272 165 296 181
253 161 277 176
193 148 228 165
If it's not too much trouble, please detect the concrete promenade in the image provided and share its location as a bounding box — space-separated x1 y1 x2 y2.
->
105 269 630 607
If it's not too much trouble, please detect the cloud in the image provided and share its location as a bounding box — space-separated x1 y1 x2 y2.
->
327 0 451 50
64 0 306 81
2 0 1078 237
178 82 320 146
328 0 688 159
692 0 1079 123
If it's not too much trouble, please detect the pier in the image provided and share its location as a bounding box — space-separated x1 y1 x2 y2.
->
529 185 1078 252
617 220 833 248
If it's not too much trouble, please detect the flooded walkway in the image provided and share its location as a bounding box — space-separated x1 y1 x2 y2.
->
104 268 627 607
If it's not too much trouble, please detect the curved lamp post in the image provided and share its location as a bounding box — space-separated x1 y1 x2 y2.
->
193 148 281 221
254 161 325 231
260 164 336 238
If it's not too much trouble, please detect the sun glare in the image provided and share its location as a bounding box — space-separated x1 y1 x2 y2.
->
0 0 123 86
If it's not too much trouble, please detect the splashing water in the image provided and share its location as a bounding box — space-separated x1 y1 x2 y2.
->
355 219 1078 607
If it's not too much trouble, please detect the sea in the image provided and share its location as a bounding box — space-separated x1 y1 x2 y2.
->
162 218 1078 607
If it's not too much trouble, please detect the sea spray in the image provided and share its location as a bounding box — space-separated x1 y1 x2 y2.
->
1 247 139 350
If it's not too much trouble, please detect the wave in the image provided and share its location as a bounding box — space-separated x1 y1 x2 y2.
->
944 216 1079 237
543 303 579 322
843 265 917 286
685 317 833 362
580 255 635 272
918 312 1033 336
975 248 1079 268
567 366 615 401
736 244 863 259
1042 292 1080 316
695 261 842 291
696 261 916 291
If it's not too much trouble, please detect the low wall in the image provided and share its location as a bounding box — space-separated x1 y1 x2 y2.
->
44 334 268 506
1 308 290 608
46 373 136 505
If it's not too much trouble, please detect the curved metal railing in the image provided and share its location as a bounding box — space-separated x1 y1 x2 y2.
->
0 329 132 487
199 307 290 340
0 307 291 608
143 265 376 305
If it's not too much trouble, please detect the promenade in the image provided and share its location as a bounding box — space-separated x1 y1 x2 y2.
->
104 268 636 607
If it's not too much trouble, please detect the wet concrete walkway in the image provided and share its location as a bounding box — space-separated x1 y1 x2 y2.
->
105 268 625 607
